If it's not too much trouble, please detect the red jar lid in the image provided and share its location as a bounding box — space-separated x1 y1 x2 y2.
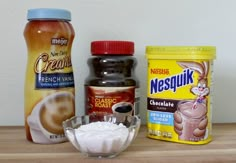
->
91 40 134 55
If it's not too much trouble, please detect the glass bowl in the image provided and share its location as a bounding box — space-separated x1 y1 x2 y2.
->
62 114 141 158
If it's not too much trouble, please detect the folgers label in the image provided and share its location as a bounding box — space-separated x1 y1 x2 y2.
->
146 46 216 144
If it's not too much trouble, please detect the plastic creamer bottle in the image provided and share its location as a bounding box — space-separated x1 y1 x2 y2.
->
24 8 75 144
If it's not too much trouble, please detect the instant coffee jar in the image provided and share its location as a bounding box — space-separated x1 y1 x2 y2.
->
85 41 140 121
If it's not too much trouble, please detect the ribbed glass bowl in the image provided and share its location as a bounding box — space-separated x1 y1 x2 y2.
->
62 114 141 158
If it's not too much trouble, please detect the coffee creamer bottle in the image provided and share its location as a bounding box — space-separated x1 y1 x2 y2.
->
24 8 75 144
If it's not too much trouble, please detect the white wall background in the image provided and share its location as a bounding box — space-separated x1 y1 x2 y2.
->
0 0 235 125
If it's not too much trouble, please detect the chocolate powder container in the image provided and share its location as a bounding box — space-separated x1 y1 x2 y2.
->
145 46 216 144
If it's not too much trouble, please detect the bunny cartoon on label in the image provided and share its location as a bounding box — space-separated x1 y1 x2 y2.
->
173 61 210 142
178 61 210 108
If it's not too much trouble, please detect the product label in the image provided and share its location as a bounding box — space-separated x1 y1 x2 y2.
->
36 72 74 89
34 48 74 89
86 86 137 121
147 60 213 144
24 21 75 144
150 69 194 93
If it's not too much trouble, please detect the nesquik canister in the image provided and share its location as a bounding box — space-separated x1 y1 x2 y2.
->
145 46 216 144
24 8 75 144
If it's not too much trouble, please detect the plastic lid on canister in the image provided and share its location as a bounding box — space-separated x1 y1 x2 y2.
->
27 8 71 21
145 46 216 60
91 41 134 55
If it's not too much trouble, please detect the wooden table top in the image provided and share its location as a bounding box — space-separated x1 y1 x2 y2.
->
0 124 236 163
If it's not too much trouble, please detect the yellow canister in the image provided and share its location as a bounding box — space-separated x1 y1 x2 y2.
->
145 46 216 144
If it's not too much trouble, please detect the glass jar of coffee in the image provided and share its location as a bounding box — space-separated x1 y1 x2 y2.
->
85 41 140 121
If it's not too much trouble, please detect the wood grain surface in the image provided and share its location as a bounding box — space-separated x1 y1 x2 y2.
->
0 124 235 163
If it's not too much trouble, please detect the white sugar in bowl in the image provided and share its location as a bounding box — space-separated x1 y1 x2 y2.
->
63 114 141 158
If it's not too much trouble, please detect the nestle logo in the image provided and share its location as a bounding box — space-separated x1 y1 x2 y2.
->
51 38 68 46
